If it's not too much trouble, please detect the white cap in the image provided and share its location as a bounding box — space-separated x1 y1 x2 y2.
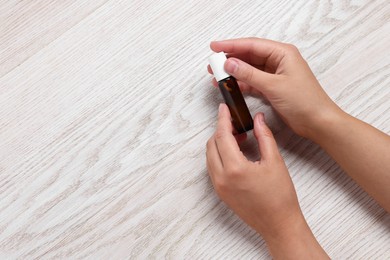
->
208 52 230 82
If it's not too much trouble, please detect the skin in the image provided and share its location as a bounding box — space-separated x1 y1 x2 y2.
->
206 38 390 259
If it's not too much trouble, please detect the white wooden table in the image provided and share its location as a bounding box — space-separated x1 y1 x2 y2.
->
0 1 389 258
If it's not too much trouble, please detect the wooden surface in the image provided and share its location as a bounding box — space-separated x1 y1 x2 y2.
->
0 0 389 258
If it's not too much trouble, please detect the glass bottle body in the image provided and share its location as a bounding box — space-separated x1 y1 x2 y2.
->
218 76 253 133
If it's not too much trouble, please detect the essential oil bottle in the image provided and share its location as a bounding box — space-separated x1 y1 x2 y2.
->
209 52 253 134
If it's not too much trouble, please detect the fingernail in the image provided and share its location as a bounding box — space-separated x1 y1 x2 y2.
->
219 103 223 113
225 59 238 74
257 113 265 124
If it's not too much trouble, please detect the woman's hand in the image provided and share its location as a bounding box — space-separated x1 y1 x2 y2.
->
207 104 300 235
208 38 342 139
206 104 328 259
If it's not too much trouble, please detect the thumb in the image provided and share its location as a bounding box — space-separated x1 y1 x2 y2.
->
253 113 280 161
225 58 275 93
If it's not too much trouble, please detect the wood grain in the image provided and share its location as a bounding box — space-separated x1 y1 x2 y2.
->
0 0 389 258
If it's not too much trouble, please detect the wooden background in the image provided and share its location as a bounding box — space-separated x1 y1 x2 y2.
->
0 0 389 258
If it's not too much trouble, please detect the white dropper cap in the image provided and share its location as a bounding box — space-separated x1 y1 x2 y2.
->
208 52 230 82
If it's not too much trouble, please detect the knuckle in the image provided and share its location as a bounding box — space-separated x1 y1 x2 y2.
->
285 43 300 54
243 66 254 83
214 129 226 141
214 177 228 195
226 163 245 177
262 127 274 139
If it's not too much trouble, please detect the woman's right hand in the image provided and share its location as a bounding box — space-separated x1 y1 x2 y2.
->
208 38 343 139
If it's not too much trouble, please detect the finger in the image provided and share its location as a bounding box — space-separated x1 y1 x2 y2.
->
238 81 263 97
209 54 265 75
215 103 245 167
224 58 277 94
211 38 285 60
212 38 286 73
208 55 264 74
253 113 280 161
212 78 218 87
226 52 266 68
206 136 223 176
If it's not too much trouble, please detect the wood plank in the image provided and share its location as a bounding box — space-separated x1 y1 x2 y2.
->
0 0 389 258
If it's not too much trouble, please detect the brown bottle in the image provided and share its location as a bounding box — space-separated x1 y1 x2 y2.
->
209 52 253 133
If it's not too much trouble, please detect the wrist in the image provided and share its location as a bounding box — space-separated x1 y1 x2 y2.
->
305 106 347 144
261 213 309 248
261 214 329 259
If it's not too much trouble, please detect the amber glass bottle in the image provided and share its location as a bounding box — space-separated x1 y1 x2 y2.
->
209 52 253 133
